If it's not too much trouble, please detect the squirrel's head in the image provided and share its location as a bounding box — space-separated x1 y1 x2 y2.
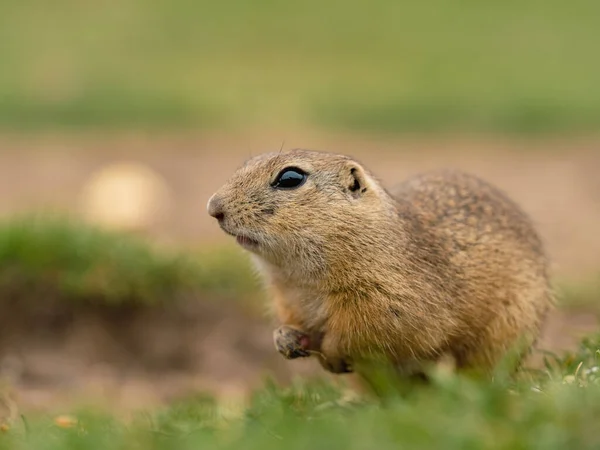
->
207 149 395 277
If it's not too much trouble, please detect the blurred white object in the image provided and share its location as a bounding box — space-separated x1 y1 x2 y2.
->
80 162 172 232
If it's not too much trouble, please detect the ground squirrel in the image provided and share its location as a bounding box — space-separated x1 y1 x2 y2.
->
207 149 553 378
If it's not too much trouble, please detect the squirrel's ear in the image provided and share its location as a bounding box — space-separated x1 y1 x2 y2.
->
343 164 369 198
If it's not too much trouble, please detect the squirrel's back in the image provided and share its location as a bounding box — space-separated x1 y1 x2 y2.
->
392 169 545 260
388 169 552 370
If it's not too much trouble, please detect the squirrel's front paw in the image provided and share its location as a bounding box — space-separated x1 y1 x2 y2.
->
274 325 311 359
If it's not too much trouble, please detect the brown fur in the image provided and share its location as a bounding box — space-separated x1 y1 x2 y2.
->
207 149 554 377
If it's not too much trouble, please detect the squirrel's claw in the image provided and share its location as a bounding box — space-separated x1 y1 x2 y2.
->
274 326 311 359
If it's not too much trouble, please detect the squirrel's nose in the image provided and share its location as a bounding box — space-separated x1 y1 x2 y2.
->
207 194 225 222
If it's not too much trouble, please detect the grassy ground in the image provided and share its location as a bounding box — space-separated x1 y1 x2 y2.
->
1 335 600 449
1 0 600 134
0 214 260 307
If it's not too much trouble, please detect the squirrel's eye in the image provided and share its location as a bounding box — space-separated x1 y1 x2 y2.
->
271 167 307 189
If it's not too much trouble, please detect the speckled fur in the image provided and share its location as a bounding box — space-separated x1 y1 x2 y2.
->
207 149 554 376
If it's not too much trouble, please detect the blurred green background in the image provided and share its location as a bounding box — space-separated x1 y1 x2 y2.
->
1 0 600 133
1 1 600 448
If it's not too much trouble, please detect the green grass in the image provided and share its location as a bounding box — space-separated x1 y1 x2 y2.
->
1 335 600 449
1 0 600 134
0 214 260 307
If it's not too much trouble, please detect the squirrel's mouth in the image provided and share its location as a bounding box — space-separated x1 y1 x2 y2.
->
220 226 261 251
